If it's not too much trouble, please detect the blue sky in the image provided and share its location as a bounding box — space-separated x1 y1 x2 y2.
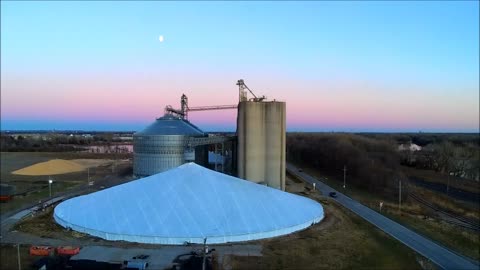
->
1 1 479 132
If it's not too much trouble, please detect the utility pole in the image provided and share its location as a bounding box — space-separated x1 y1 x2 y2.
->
343 165 347 189
221 142 224 173
17 244 21 270
399 179 402 213
214 144 218 171
87 167 90 185
447 173 450 195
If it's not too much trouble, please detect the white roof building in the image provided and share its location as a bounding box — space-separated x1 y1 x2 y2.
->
54 163 324 245
398 143 422 152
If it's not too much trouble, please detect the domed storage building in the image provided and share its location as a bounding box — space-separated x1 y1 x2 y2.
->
54 163 324 245
133 114 208 177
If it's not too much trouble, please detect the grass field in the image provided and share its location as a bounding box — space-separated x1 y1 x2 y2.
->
1 181 79 214
0 152 131 215
378 205 479 261
229 177 433 270
294 164 480 261
410 184 479 219
403 166 479 194
13 205 93 241
0 244 38 270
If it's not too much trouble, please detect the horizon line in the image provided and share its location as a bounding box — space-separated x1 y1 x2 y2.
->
1 129 478 135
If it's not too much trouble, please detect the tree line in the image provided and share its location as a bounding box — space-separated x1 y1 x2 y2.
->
401 141 479 180
287 133 405 200
0 133 127 152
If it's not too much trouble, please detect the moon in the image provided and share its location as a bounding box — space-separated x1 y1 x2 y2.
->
159 35 164 43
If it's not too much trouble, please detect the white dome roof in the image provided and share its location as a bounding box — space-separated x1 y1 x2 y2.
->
54 163 324 244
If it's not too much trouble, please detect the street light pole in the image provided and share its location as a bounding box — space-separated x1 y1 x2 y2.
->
48 179 53 198
202 237 207 270
17 244 21 270
399 179 402 213
343 165 347 189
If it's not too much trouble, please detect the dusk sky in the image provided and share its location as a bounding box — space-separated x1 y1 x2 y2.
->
1 1 479 132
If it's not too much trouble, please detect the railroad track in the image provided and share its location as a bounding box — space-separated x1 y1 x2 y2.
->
409 193 480 232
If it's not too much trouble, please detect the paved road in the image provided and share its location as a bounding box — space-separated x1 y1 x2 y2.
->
1 196 66 238
287 163 479 270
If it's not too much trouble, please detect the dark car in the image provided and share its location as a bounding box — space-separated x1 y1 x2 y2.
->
329 192 337 198
132 255 150 260
298 168 303 172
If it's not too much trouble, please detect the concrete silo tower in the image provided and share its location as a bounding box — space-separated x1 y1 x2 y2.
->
236 80 286 190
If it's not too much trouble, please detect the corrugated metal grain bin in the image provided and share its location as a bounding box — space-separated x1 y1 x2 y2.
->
133 114 207 177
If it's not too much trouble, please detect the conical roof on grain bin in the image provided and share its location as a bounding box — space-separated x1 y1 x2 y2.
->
135 114 204 136
54 163 324 245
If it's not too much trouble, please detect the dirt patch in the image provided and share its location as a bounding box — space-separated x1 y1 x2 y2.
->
13 206 74 239
285 175 307 194
314 205 338 231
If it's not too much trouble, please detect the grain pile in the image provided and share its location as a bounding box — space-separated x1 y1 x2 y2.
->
12 159 85 176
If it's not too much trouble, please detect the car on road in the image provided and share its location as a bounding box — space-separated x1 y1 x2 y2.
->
133 255 150 260
329 192 337 198
298 168 303 172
